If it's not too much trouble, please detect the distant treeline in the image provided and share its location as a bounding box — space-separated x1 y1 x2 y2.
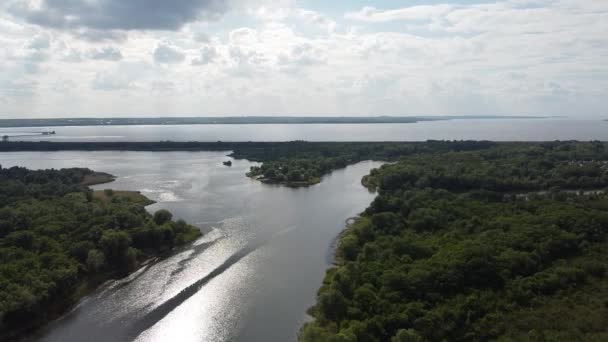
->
0 140 595 188
0 116 544 128
0 140 498 155
0 140 499 187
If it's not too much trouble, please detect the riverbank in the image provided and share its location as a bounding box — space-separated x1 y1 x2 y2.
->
248 173 322 187
80 171 115 186
300 142 608 341
0 140 508 189
0 167 202 340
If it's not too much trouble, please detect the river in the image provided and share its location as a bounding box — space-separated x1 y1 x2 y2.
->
1 118 607 142
0 151 382 342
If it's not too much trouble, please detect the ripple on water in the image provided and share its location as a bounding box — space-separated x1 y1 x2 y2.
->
139 188 183 202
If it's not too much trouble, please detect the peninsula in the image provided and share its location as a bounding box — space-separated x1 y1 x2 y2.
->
0 167 201 340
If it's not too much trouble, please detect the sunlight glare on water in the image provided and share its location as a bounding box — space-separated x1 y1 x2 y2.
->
0 152 381 342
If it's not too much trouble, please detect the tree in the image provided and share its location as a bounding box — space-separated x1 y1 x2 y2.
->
371 212 403 235
100 230 131 267
115 210 143 229
86 249 105 272
338 235 359 261
391 329 423 342
317 289 348 322
153 209 173 225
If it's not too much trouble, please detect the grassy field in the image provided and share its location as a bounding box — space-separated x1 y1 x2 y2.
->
81 172 115 186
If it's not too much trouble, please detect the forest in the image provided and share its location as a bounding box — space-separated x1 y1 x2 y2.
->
3 141 608 340
300 141 608 341
0 166 200 339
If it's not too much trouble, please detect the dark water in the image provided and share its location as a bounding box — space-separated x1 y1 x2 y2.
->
0 151 382 342
2 119 607 142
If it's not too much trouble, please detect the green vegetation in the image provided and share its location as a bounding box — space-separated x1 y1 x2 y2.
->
0 141 496 187
3 140 608 339
240 141 496 186
301 142 608 341
0 166 201 339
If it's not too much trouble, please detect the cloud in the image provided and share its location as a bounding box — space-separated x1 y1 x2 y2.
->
88 47 123 61
27 34 51 50
192 45 217 65
153 44 186 64
91 71 131 91
250 4 337 32
295 9 336 32
0 0 607 118
278 43 326 68
229 28 258 45
52 79 77 92
0 68 37 99
24 50 49 63
193 32 210 43
74 29 128 42
60 48 83 63
345 5 453 23
7 0 228 31
151 80 175 91
227 45 267 77
229 46 266 65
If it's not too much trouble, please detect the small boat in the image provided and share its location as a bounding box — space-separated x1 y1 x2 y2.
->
223 160 232 166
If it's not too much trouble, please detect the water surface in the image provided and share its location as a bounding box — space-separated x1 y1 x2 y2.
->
0 151 381 342
2 119 607 142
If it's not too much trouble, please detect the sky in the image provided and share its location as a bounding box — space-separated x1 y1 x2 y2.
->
0 0 607 118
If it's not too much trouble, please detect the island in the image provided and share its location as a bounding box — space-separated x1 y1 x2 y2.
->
0 166 201 340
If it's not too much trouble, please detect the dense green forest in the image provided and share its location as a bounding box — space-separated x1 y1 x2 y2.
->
0 166 200 339
301 142 608 341
3 140 608 340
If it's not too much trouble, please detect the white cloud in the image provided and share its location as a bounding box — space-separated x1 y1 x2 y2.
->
193 32 210 43
278 43 326 68
229 28 259 45
345 5 453 23
192 45 217 65
0 0 606 117
153 44 186 64
27 33 51 50
87 46 123 61
92 71 132 91
60 48 83 62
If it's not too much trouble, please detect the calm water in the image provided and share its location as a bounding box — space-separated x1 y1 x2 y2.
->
0 151 381 342
2 119 608 142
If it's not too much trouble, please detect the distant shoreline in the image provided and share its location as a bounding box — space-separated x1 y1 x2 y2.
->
0 116 548 128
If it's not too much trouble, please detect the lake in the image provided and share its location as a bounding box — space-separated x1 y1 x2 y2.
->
1 118 607 142
0 151 382 342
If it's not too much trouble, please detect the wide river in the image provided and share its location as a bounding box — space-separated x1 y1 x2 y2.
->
0 151 382 342
2 118 608 141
